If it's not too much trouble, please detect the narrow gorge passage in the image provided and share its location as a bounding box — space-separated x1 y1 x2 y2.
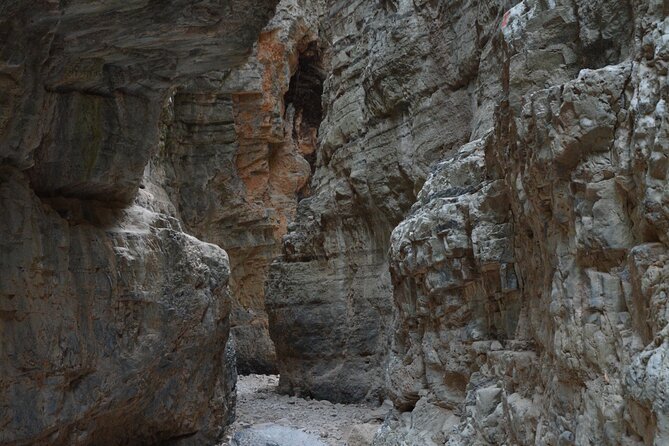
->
3 0 669 445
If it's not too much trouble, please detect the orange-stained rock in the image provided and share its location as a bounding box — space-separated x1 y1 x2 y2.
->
0 0 277 444
161 0 324 374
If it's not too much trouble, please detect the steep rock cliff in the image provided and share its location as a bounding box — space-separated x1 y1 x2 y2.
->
379 0 669 443
265 0 669 444
159 0 324 374
0 1 276 444
266 0 487 403
3 0 669 444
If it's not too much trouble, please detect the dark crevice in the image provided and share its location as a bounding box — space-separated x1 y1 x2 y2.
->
284 41 324 133
284 40 325 201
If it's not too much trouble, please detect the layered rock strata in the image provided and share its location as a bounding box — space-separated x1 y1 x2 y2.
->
266 0 482 403
159 0 324 374
0 1 276 444
383 0 669 444
3 0 669 444
265 0 516 402
265 0 669 444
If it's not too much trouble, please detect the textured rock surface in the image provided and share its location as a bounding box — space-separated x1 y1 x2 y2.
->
264 0 669 445
1 0 276 201
0 1 276 444
3 0 669 444
266 0 480 403
0 168 235 445
379 0 669 445
160 0 324 374
266 0 516 403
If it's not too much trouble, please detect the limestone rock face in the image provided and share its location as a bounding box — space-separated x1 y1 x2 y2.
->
1 167 235 445
263 0 518 402
4 0 669 444
264 0 669 444
0 0 276 444
1 0 277 202
160 0 324 374
265 0 486 403
379 0 669 445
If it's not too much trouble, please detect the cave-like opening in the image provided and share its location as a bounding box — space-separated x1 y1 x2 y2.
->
283 40 324 201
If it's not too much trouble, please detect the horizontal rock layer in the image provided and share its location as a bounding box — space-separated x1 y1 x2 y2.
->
159 0 324 374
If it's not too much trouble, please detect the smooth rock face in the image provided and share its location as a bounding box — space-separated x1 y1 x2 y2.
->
0 0 277 444
1 0 278 202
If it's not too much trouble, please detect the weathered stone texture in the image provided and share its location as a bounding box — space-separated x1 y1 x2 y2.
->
377 0 669 444
3 0 669 444
159 0 324 374
0 0 276 444
266 0 494 403
1 167 235 445
264 0 669 445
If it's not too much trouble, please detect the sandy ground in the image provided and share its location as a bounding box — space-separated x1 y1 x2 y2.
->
219 374 386 446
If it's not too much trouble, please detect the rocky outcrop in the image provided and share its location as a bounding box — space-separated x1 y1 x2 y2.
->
4 0 669 444
266 0 483 403
159 0 324 374
379 0 669 444
0 1 276 444
1 168 235 445
265 0 669 444
264 0 519 403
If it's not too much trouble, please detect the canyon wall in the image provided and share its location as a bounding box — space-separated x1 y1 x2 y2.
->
265 0 669 444
266 0 508 403
0 1 276 444
159 0 324 374
380 0 669 443
2 0 669 445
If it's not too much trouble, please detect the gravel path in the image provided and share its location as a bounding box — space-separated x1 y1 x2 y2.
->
219 375 386 446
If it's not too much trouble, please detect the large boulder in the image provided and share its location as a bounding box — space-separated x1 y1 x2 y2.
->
0 0 277 444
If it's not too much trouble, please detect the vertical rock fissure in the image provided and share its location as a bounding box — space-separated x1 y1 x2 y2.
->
284 40 324 200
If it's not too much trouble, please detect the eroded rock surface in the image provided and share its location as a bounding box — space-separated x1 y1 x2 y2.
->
160 0 324 374
3 0 669 444
264 0 669 444
265 0 521 403
380 0 669 445
1 168 236 445
266 0 483 403
0 1 276 444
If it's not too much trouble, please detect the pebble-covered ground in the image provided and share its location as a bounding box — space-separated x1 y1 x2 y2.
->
219 374 386 446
